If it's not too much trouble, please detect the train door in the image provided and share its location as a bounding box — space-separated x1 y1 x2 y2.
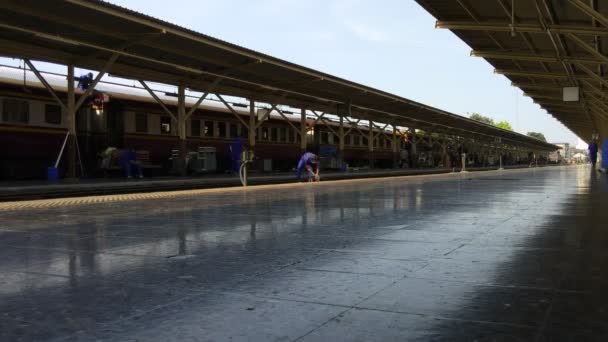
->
105 102 124 149
76 106 107 175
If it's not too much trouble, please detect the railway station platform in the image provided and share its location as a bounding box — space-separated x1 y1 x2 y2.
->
0 165 535 202
2 165 606 341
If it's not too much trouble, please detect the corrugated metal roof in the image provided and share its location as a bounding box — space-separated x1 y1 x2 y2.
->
0 0 556 149
416 0 608 143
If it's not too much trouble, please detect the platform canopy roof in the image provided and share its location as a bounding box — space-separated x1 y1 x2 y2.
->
0 0 555 150
415 0 608 143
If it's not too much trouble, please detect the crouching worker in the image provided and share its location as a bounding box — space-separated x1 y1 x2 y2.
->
119 147 143 179
296 152 320 182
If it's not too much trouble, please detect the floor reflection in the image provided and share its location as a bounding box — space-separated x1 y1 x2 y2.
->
1 166 606 341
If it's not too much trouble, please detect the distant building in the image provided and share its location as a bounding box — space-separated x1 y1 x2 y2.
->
553 143 571 159
549 143 588 164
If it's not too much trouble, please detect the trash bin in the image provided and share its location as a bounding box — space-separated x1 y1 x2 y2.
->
47 166 59 182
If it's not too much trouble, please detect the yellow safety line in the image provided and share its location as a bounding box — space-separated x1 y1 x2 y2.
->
0 167 537 212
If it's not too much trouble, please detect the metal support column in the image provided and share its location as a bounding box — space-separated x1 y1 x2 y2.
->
338 115 344 159
249 100 256 150
300 108 307 153
442 142 449 169
368 120 374 169
410 128 417 168
67 64 76 178
392 125 399 168
177 83 187 176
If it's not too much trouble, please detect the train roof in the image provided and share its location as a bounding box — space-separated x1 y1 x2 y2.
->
0 66 385 131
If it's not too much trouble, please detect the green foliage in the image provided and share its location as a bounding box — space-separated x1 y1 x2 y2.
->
495 121 513 131
468 112 494 125
469 113 513 131
527 132 547 142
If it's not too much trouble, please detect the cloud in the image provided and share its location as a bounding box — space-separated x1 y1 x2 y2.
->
346 23 391 43
328 0 391 43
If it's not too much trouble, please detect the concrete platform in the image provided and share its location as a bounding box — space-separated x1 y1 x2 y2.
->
2 165 606 341
0 166 528 202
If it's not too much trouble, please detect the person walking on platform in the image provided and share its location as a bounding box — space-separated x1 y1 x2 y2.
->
296 152 320 182
119 147 143 179
589 140 599 168
230 135 245 175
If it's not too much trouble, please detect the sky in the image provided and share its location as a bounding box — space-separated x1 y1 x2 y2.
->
1 0 583 145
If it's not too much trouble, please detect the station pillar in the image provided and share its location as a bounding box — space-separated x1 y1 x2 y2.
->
66 64 77 179
410 128 417 168
300 108 307 153
177 84 187 176
442 143 449 169
368 120 374 169
392 125 399 168
339 115 345 158
249 100 256 151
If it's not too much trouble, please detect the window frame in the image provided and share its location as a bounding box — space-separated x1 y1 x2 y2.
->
191 119 201 137
217 121 227 138
160 116 171 134
2 98 29 124
135 112 148 133
44 104 62 125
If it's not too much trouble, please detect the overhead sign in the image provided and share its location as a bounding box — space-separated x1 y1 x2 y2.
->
563 87 579 102
257 108 270 122
337 100 352 116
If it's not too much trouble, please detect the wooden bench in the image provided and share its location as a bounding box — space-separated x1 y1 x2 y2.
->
100 150 162 177
135 150 162 170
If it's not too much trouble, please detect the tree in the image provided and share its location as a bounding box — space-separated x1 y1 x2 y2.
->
527 132 547 142
495 121 513 131
469 112 495 125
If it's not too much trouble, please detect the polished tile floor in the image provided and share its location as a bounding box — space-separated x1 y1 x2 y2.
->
1 165 607 341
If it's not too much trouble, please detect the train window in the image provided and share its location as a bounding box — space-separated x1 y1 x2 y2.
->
262 127 269 140
217 122 226 138
45 104 62 125
242 127 248 138
362 137 368 146
345 135 351 145
279 128 287 142
204 121 214 137
271 127 278 141
321 132 329 144
135 113 148 133
354 135 360 146
288 128 295 143
160 116 171 134
229 123 238 138
2 99 29 123
191 119 201 136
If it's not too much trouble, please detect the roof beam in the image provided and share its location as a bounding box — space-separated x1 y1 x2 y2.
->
436 21 608 36
496 69 580 80
568 0 608 29
523 92 562 100
575 62 608 88
23 59 68 112
566 33 608 64
512 83 564 90
472 50 600 64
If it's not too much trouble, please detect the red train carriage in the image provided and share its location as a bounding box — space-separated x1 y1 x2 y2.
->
0 67 398 180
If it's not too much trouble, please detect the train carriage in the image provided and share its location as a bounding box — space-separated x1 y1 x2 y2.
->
0 66 400 180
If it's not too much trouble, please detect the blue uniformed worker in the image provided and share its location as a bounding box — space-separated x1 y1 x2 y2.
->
296 152 320 182
119 147 143 179
589 140 598 167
